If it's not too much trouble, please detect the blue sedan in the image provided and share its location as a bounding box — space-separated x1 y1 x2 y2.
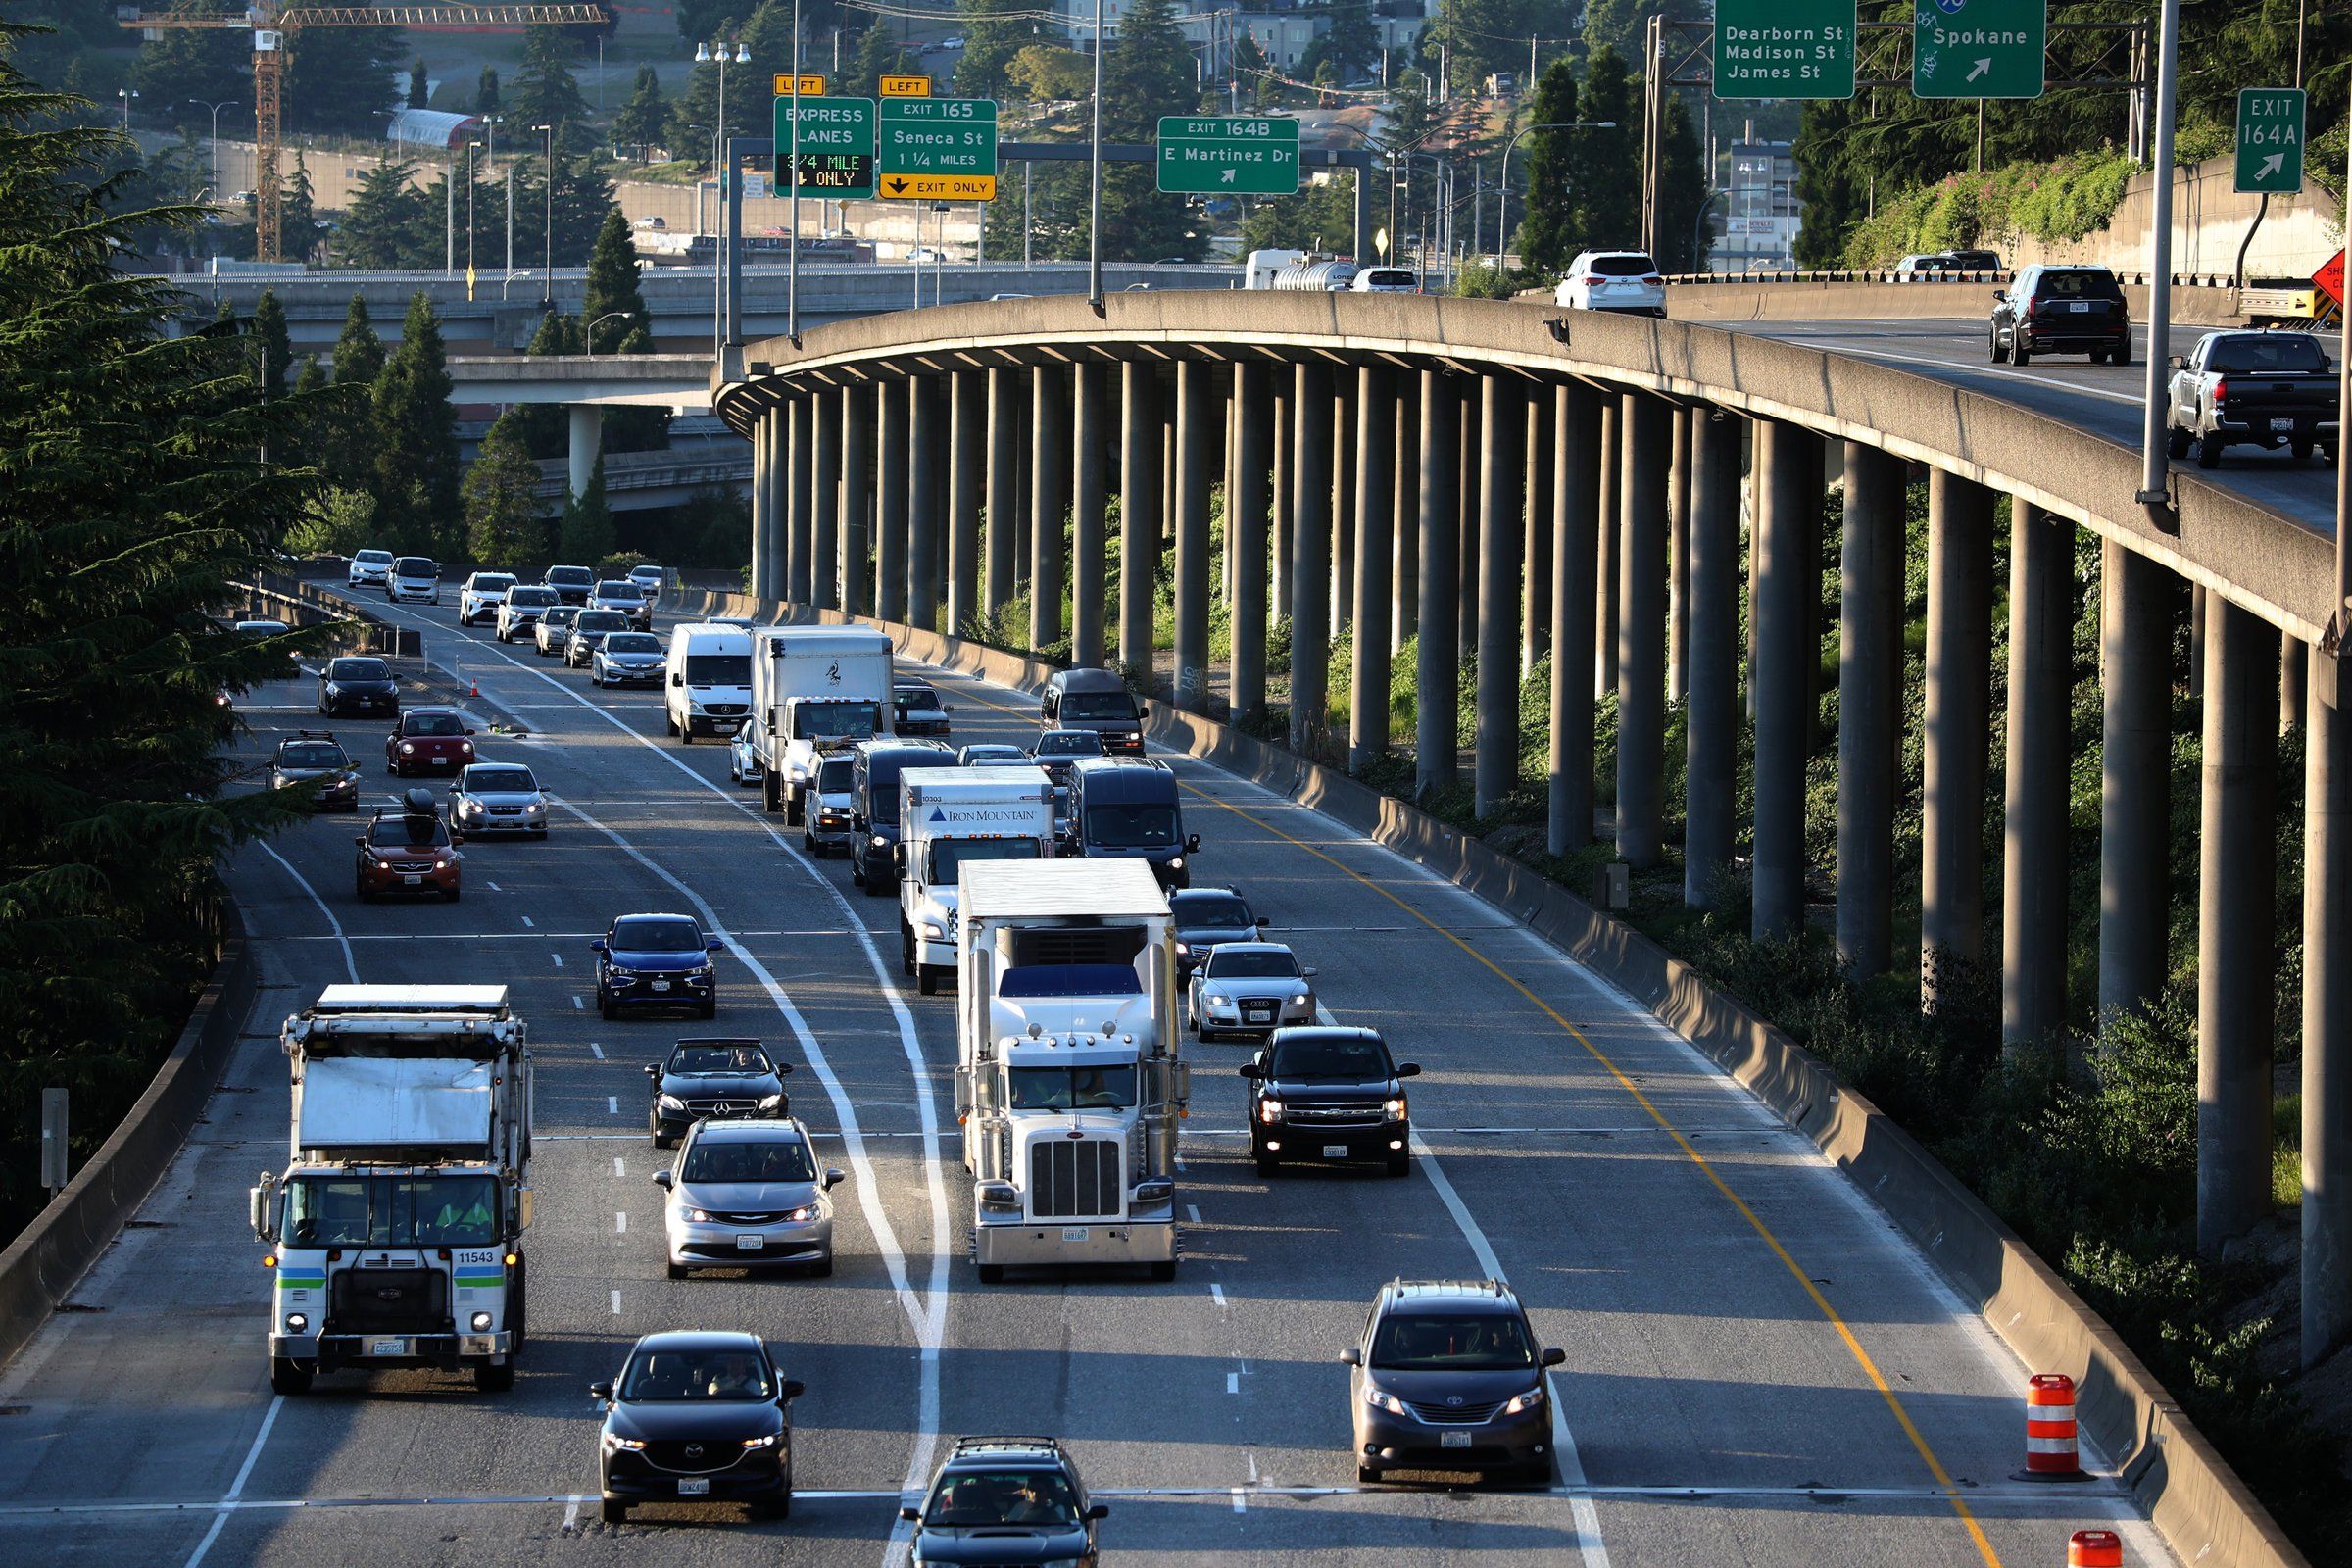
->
595 913 722 1020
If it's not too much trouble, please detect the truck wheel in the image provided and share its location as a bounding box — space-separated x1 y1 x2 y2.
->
976 1263 1004 1284
763 773 782 813
2196 433 2224 469
473 1360 515 1393
600 1499 628 1525
786 789 804 826
1386 1151 1412 1179
663 711 676 736
1149 1260 1176 1282
2166 424 2190 460
2112 343 2130 368
678 721 693 746
918 966 940 997
802 829 817 854
269 1357 315 1396
899 921 914 976
2012 343 2031 366
1985 328 2001 364
1255 1153 1279 1179
864 871 889 898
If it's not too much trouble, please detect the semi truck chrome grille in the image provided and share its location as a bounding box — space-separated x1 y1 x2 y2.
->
1028 1137 1122 1219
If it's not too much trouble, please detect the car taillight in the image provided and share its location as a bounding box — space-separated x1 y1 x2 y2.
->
2211 377 2228 405
1642 273 1662 284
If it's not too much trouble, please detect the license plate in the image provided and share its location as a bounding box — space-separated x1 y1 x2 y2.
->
2068 301 2088 313
736 1234 764 1250
1323 1144 1349 1159
1441 1431 1472 1449
1060 1226 1089 1243
653 980 671 992
676 1478 710 1495
401 873 422 886
365 1336 409 1357
2273 416 2295 431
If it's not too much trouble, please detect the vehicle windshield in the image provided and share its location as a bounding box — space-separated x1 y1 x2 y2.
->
1086 803 1179 848
2209 335 2329 374
544 608 579 626
1059 692 1136 720
2036 270 2123 301
863 756 939 824
1039 733 1103 757
931 838 1041 881
1208 949 1298 979
795 700 883 740
354 550 393 564
896 687 943 711
546 566 593 585
508 587 556 607
393 557 434 575
282 1173 499 1247
576 611 630 634
1363 270 1416 286
465 767 536 794
1369 1310 1536 1371
685 654 753 685
817 758 856 791
963 747 1025 764
1006 1065 1138 1110
680 1138 813 1183
671 1043 771 1074
328 658 389 681
366 815 451 848
1590 254 1656 276
613 917 704 952
617 1348 774 1401
923 1469 1082 1527
1270 1035 1392 1079
404 712 465 738
471 574 515 592
603 634 662 655
596 581 636 599
278 743 346 770
1175 893 1251 929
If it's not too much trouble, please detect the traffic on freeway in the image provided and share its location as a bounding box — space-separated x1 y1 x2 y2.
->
0 578 2177 1566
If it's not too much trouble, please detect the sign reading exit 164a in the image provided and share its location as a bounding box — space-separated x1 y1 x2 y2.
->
2236 87 2307 194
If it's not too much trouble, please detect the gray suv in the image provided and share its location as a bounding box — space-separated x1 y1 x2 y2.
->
902 1436 1106 1566
1346 1278 1564 1485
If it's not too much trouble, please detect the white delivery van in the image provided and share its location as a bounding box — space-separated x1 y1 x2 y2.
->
663 622 755 744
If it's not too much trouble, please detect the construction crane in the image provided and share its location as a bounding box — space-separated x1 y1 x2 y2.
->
119 5 608 261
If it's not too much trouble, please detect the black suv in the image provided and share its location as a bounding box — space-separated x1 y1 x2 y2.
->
902 1436 1107 1566
270 730 358 810
593 1331 802 1524
646 1037 792 1149
892 680 955 740
1244 1026 1418 1178
849 738 954 897
1989 264 2131 366
1345 1278 1565 1485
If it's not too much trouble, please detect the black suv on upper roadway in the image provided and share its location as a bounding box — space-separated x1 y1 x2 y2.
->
1989 264 2131 366
1345 1278 1564 1485
1244 1026 1419 1178
902 1435 1107 1566
646 1037 792 1149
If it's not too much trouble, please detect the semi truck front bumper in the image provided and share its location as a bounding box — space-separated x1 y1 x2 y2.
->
972 1217 1176 1267
272 1329 514 1366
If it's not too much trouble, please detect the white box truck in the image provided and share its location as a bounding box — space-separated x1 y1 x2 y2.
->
251 985 533 1395
953 860 1186 1283
750 625 894 820
897 764 1056 995
663 621 755 743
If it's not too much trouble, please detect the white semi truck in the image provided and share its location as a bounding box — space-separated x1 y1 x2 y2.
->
953 859 1187 1283
750 625 894 821
251 985 534 1395
898 764 1057 996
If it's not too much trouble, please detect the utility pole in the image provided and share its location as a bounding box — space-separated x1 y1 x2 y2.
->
1089 0 1104 310
537 122 553 311
789 0 804 344
2134 0 2181 523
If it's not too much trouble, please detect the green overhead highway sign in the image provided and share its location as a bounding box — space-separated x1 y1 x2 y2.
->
2236 87 2307 194
879 95 998 201
774 94 876 201
1713 0 1855 100
1913 0 2046 99
1156 116 1300 195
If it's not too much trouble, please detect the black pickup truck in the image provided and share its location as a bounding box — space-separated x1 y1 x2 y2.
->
2167 329 2338 467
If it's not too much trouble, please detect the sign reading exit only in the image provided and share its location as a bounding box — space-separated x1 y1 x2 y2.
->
2236 87 2307 194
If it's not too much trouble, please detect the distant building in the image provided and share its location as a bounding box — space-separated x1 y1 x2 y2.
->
1715 140 1798 272
384 108 482 151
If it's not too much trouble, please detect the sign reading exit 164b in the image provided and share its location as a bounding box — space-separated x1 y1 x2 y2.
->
1714 0 1855 99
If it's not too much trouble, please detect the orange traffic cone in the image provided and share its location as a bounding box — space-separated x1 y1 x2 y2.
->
2068 1530 2122 1566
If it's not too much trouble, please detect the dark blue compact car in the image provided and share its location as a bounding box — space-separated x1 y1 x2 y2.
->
596 912 723 1020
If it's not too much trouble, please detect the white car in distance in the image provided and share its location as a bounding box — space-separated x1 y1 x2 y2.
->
1554 250 1666 318
459 571 517 626
347 548 394 590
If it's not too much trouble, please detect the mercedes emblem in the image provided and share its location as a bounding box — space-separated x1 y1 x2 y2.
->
713 1102 731 1114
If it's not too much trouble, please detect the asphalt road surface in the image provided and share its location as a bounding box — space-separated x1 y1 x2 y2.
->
0 587 2180 1567
1724 316 2337 535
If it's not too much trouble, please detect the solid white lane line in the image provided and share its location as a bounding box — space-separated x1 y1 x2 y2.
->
256 842 357 984
180 1394 283 1568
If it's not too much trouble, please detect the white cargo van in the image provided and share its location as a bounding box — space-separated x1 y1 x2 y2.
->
663 622 755 743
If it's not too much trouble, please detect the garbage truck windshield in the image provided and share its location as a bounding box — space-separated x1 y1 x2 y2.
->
281 1173 502 1248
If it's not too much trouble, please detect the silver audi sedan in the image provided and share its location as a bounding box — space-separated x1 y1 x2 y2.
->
655 1118 843 1278
1187 941 1317 1041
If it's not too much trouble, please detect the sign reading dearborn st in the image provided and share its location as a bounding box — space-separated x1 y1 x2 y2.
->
1713 0 1856 100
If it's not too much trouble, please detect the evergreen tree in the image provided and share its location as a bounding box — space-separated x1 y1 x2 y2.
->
954 0 1025 100
474 65 501 118
669 43 760 152
510 23 589 143
514 311 584 458
1301 0 1379 85
1094 0 1201 259
370 292 463 557
1654 91 1707 272
293 352 327 397
559 455 617 564
327 295 386 490
284 25 406 137
250 288 292 397
340 157 425 267
983 162 1085 261
517 145 617 268
1557 44 1637 253
675 0 760 46
1512 55 1580 277
407 57 429 109
1424 0 1544 96
612 65 668 159
332 293 385 387
740 1 802 122
838 23 917 103
583 205 650 350
1579 0 1656 70
464 412 552 565
279 150 318 259
131 1 249 128
1006 45 1090 103
1231 31 1273 109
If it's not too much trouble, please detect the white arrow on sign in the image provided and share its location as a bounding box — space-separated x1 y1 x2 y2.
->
1221 169 1235 184
2258 152 2286 179
1965 58 1990 81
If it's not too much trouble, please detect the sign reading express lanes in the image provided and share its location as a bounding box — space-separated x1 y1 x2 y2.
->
1156 116 1299 195
879 95 998 201
774 94 875 201
1713 0 1855 100
1913 0 2045 99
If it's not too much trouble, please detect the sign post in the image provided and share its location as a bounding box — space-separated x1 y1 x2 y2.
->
1713 0 1855 99
774 94 877 202
1155 116 1300 195
1912 0 2046 99
879 95 999 201
2235 87 2308 194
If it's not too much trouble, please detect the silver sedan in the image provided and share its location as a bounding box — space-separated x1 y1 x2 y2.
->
447 761 550 837
655 1119 843 1278
1187 941 1317 1041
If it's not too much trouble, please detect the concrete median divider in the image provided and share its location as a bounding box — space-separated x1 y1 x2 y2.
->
237 567 424 659
669 582 2307 1568
0 910 256 1372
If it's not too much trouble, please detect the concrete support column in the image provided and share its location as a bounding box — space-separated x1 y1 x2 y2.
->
1231 363 1272 728
1414 370 1460 800
811 389 842 611
2198 598 2278 1255
1071 364 1109 666
567 402 602 502
1749 417 1820 942
837 385 870 616
1548 384 1602 856
1457 387 1480 657
1616 391 1671 867
1667 405 1692 703
749 412 774 601
2304 644 2352 1363
1349 366 1396 769
1290 362 1334 754
1029 366 1070 651
908 377 944 631
1594 397 1621 698
1920 470 1995 1007
2099 541 2172 1019
786 394 812 605
1119 361 1163 677
1684 409 1742 909
1173 360 1214 710
1332 390 1355 639
986 365 1020 615
1474 375 1525 819
875 379 909 622
1269 380 1290 615
2283 639 2308 733
947 369 984 632
1392 376 1419 648
1836 443 1905 976
2000 501 2075 1048
1522 388 1552 672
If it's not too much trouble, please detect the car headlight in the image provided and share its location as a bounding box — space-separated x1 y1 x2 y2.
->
524 801 545 814
1257 1098 1283 1122
284 1312 309 1333
1501 1386 1545 1415
459 741 473 756
459 799 483 814
922 920 945 939
780 1204 817 1222
1169 857 1185 870
470 1310 494 1331
602 1432 647 1451
1385 1097 1408 1119
658 1094 684 1110
758 1094 784 1110
399 742 415 755
1205 993 1229 1006
871 835 887 847
1363 1382 1407 1415
1292 993 1311 1005
609 964 638 978
689 1207 711 1222
1174 941 1191 957
740 1433 781 1450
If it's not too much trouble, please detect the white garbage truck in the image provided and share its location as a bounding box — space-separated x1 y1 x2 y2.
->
251 985 533 1395
751 625 894 821
898 764 1056 996
953 859 1187 1283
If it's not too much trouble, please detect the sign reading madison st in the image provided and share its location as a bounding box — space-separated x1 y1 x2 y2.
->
1713 0 1856 99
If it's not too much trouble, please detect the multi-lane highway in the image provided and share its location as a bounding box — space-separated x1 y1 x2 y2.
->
1725 316 2336 533
0 587 2179 1566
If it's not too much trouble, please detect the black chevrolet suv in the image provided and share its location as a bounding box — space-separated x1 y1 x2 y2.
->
1244 1026 1419 1179
902 1436 1107 1567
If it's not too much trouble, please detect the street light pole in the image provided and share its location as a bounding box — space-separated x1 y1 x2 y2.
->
1088 0 1103 311
465 138 481 287
2134 0 2181 520
697 38 750 356
189 98 236 199
1494 120 1614 262
536 122 553 310
789 0 804 344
